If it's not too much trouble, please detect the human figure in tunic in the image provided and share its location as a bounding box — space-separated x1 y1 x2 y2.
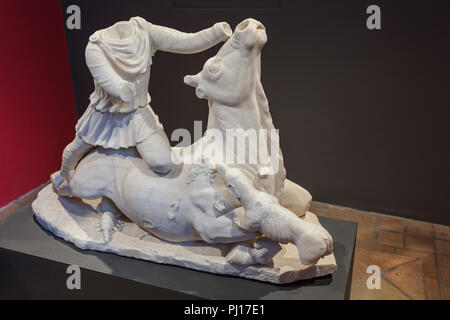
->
53 17 232 189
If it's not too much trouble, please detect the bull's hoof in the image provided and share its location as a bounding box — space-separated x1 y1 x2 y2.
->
95 211 124 243
295 222 333 266
226 238 281 266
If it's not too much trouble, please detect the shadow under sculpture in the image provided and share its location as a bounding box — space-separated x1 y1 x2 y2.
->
33 17 336 284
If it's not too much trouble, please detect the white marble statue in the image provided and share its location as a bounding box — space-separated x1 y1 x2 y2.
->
34 17 336 284
53 17 233 188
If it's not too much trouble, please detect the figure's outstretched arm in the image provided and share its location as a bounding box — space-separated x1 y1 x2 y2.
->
85 43 135 102
149 22 232 54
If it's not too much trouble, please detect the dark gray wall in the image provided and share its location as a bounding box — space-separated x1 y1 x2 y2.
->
60 0 450 225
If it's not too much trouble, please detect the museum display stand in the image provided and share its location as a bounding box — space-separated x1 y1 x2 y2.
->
0 205 356 299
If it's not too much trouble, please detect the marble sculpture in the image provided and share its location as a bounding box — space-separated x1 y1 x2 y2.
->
33 17 336 284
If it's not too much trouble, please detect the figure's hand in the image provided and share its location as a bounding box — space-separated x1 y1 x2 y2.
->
119 81 136 102
213 22 232 41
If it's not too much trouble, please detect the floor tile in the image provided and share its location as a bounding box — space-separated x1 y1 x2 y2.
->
396 248 430 258
424 277 441 300
384 260 425 300
405 234 434 253
309 201 329 217
350 277 408 300
348 211 377 227
395 248 437 278
422 255 438 279
376 230 404 248
437 255 450 269
356 240 396 254
350 255 411 300
326 208 353 221
438 256 450 286
405 219 433 238
433 224 450 241
356 247 416 272
357 226 375 242
351 256 371 282
378 215 404 233
443 286 450 300
439 267 450 286
435 239 450 256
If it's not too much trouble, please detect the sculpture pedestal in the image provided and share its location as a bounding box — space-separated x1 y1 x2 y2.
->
31 185 337 284
0 203 357 299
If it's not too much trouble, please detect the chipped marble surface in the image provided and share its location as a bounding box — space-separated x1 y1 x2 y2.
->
33 185 337 284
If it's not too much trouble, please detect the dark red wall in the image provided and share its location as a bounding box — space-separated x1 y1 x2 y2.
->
0 1 77 207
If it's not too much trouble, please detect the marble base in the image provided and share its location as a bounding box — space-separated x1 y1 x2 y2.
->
32 185 337 284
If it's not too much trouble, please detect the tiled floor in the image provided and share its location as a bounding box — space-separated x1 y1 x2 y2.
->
311 201 450 300
1 184 449 300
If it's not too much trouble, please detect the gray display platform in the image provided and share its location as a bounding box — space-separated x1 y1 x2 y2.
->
0 205 357 299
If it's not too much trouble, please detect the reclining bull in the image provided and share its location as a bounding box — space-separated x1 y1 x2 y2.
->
52 18 333 266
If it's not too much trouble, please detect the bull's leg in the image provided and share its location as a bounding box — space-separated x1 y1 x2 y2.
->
95 197 124 243
217 164 333 266
228 198 332 266
251 204 333 266
186 201 280 265
280 179 312 218
225 237 282 266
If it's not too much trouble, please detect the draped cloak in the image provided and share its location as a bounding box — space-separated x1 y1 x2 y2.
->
76 17 161 149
